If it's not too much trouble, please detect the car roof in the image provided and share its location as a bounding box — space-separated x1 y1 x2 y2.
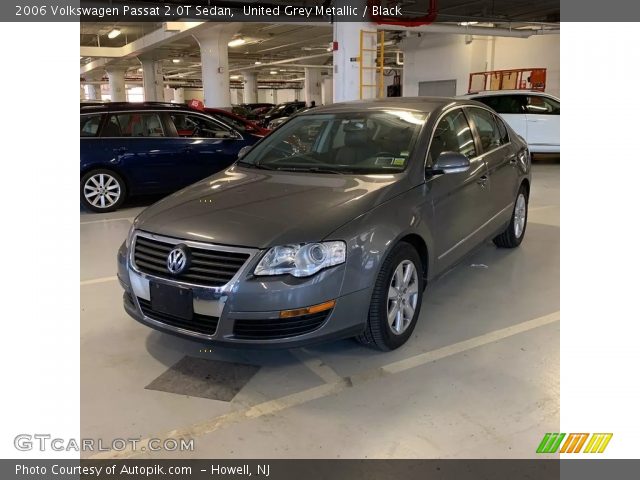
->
303 96 480 115
79 101 189 112
462 90 558 98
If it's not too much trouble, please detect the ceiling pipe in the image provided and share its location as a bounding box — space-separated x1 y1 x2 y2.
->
378 23 559 38
229 52 332 72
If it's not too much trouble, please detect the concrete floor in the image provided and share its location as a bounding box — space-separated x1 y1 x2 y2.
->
80 163 560 459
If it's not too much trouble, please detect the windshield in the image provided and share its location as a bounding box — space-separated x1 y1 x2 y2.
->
238 110 426 174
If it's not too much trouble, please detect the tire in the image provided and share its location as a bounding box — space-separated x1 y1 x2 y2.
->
80 169 127 213
493 184 528 248
357 242 424 351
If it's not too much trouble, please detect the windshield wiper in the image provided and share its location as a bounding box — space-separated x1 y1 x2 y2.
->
274 166 346 175
237 161 277 170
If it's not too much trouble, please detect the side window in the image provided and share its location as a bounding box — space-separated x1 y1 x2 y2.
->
474 95 524 114
494 114 510 144
108 113 165 137
524 95 560 115
430 110 477 162
80 114 102 137
214 114 246 132
170 113 234 138
467 107 504 152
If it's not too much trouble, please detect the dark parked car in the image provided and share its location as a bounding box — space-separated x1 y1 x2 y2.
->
80 102 260 212
118 97 531 350
260 101 307 127
187 100 270 136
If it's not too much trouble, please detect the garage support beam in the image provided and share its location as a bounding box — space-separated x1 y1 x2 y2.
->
106 67 127 102
83 71 104 100
304 67 322 106
243 72 258 104
139 58 164 102
194 24 240 108
333 19 375 102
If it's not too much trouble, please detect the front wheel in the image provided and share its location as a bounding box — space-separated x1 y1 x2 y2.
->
357 242 424 351
493 185 528 248
81 169 127 213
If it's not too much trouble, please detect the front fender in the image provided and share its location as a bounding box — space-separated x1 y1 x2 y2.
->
326 185 435 296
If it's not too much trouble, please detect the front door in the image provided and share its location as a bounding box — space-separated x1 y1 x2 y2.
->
427 108 491 271
166 112 248 185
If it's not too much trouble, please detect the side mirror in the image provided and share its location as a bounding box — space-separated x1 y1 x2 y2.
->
237 145 252 159
428 151 471 175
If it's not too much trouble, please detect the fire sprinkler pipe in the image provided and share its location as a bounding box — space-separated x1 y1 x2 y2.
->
377 23 559 38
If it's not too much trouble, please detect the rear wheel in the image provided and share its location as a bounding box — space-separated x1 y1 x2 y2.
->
81 169 127 213
357 242 424 351
493 185 528 248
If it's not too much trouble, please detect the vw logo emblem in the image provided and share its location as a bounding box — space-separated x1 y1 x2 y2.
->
166 245 189 274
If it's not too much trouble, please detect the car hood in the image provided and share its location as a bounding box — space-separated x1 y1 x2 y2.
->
134 166 407 249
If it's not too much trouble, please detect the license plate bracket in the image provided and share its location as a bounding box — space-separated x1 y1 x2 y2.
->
150 282 193 320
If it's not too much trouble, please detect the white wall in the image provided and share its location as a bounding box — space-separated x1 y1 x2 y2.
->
492 35 560 97
402 33 560 97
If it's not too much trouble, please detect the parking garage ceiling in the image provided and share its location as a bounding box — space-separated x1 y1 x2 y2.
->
80 0 559 86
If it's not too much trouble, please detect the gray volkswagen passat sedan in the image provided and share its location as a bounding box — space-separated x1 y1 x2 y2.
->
117 97 531 351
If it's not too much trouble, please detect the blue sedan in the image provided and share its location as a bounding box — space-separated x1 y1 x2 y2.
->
80 102 260 212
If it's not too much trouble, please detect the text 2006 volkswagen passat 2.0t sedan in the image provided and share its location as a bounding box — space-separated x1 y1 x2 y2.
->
117 97 531 351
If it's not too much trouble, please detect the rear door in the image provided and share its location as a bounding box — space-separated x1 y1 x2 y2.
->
465 106 519 228
165 111 250 185
427 108 491 271
523 94 560 151
472 94 527 142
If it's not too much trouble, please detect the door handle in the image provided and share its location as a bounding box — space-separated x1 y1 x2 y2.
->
477 175 488 188
113 147 127 154
183 146 193 153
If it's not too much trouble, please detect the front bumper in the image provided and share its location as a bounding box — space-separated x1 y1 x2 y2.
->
118 240 370 348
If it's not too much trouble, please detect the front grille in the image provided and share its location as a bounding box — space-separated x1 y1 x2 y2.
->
233 310 331 340
137 298 219 335
133 235 250 287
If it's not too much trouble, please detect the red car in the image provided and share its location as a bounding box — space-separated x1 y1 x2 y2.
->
188 100 270 137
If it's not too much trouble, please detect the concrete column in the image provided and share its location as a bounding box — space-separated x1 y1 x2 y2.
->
140 58 164 101
84 71 103 100
173 88 185 104
194 24 240 108
243 71 258 104
106 67 127 102
304 68 322 107
163 87 174 102
332 4 376 102
321 77 333 105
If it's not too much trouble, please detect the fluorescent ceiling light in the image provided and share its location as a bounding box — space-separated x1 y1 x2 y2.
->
230 75 241 80
459 21 478 26
269 70 278 75
172 58 181 63
228 37 246 47
107 28 121 39
254 61 262 65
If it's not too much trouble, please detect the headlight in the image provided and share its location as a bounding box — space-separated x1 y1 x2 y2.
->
254 241 346 277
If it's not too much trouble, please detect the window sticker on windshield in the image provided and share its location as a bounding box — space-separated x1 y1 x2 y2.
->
392 158 406 166
401 151 410 157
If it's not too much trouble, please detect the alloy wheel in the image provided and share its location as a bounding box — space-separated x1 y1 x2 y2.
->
83 173 121 209
514 193 527 238
387 260 419 335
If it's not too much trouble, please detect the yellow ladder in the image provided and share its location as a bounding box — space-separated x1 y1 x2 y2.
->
359 29 385 99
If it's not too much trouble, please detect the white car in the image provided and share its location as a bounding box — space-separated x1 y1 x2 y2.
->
462 90 560 153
